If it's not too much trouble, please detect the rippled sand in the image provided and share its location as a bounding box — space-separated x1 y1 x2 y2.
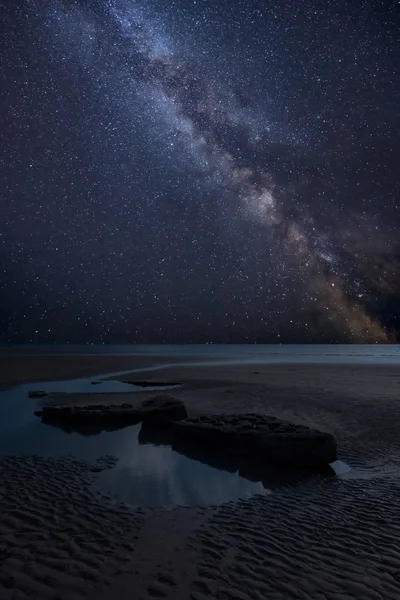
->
0 455 144 599
1 356 400 599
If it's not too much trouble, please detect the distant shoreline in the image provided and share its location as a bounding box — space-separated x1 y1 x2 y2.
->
1 347 400 390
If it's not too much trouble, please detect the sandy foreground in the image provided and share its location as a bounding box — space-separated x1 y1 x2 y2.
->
1 353 400 599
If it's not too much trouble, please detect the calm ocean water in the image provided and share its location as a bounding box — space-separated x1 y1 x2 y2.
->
2 344 400 364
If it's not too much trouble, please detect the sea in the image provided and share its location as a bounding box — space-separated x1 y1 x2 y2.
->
2 343 400 364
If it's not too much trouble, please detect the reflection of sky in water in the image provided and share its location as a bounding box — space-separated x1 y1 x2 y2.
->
330 460 351 476
0 380 267 506
97 428 267 506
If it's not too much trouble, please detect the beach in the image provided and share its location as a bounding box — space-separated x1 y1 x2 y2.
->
1 348 400 599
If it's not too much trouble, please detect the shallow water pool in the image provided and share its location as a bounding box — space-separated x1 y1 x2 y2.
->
0 377 268 506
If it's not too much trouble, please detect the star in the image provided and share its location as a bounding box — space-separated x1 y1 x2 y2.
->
0 0 398 343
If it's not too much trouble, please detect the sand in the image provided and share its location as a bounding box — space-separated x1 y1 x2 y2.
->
1 352 400 599
0 353 207 389
0 455 145 600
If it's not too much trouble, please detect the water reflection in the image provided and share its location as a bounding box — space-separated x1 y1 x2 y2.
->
96 424 268 506
139 424 332 490
0 383 267 506
0 377 336 507
329 460 351 475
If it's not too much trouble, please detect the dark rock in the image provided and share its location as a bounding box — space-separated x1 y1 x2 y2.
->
91 381 102 385
169 413 336 468
139 421 334 485
140 396 187 422
34 396 187 428
124 381 182 388
34 397 336 468
28 390 47 398
1 575 14 590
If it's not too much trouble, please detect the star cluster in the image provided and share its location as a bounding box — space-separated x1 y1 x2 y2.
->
1 0 399 343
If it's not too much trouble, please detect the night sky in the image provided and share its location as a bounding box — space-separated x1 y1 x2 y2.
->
1 0 399 344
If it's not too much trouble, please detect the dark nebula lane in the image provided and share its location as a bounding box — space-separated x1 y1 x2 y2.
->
1 0 399 343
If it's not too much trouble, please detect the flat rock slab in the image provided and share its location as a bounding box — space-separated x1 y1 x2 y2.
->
28 390 48 398
124 381 182 388
35 396 187 426
169 413 337 468
35 397 336 468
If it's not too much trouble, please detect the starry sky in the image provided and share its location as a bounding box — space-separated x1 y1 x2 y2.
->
1 0 399 344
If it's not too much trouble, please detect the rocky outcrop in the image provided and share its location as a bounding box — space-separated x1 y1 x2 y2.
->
139 424 329 484
167 413 337 468
28 390 47 398
35 397 336 468
35 396 187 427
125 381 182 388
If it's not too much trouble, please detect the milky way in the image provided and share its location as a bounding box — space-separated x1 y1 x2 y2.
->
1 0 399 343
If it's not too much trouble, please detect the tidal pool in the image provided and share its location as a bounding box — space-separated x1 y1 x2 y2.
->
0 378 267 506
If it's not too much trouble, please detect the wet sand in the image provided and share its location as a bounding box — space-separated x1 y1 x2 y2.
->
0 353 206 389
1 352 400 599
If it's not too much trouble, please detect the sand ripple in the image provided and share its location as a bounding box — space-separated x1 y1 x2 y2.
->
95 474 400 600
0 455 144 599
3 361 400 599
190 477 400 599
